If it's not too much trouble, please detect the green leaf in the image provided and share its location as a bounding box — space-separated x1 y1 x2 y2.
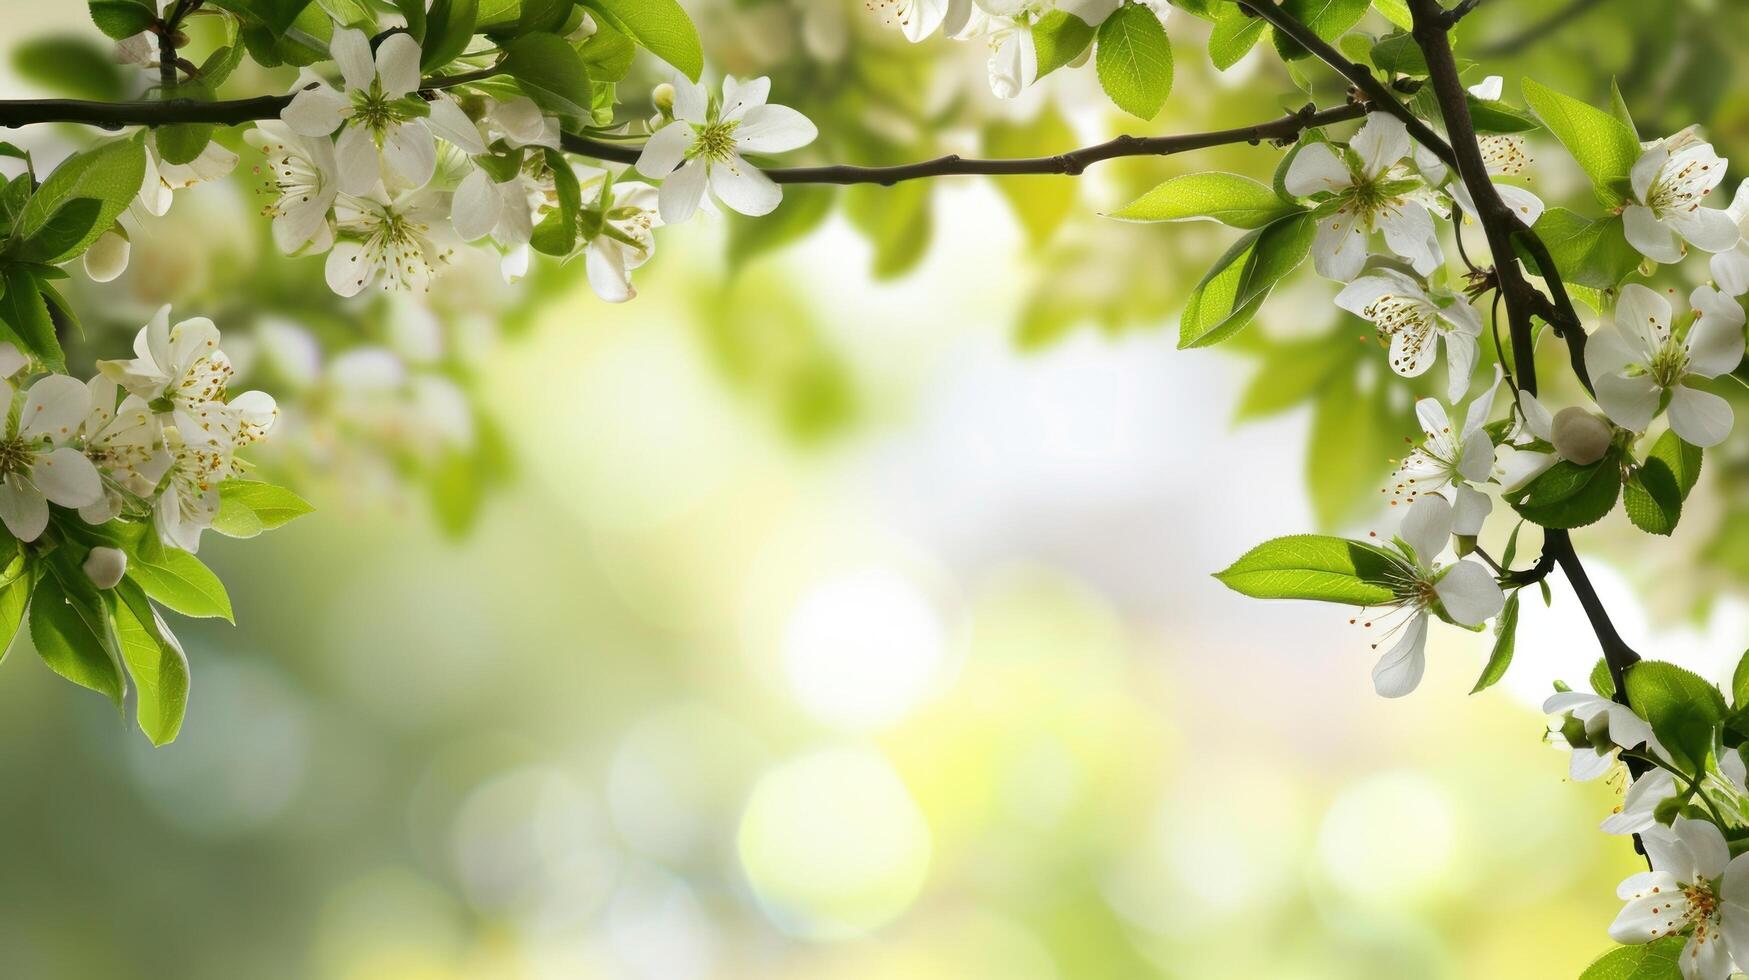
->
88 0 157 40
211 480 314 539
1369 32 1426 77
1521 78 1641 207
1272 0 1370 62
30 558 123 705
1731 649 1749 709
1207 3 1266 70
1579 937 1685 980
13 134 147 265
516 0 572 34
0 265 66 371
0 553 30 664
1523 209 1640 290
577 16 635 82
1625 461 1682 536
1031 9 1097 78
109 578 190 746
1467 98 1540 135
1371 0 1412 29
1178 211 1315 348
1648 429 1702 499
1109 172 1298 228
1215 534 1406 605
983 105 1077 245
155 124 216 166
125 539 234 623
1095 3 1173 120
1608 78 1639 142
583 0 704 81
502 31 592 130
1624 660 1727 775
1506 455 1622 529
1590 657 1615 699
13 36 126 101
1472 590 1520 693
421 0 479 72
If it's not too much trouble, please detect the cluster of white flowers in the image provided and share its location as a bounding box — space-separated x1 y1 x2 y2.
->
0 308 274 558
225 26 817 304
873 0 1126 98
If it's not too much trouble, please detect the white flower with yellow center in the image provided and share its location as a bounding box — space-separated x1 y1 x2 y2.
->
76 377 170 526
244 120 342 256
635 75 818 224
1362 494 1505 698
1586 283 1744 446
0 374 104 542
870 0 973 42
1335 268 1484 401
1386 369 1502 534
1624 130 1738 263
575 167 662 303
1286 113 1446 281
325 189 456 296
1613 818 1749 979
99 306 257 450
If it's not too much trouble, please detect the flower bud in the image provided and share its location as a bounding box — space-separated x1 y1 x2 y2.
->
1550 407 1613 465
84 229 131 283
83 547 127 591
651 82 676 116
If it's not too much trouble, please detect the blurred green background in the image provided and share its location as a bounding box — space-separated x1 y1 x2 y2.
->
7 0 1749 976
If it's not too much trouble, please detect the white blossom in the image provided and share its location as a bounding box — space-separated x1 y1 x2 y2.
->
1586 283 1744 446
0 375 104 542
1387 368 1502 534
1335 268 1484 400
870 0 973 41
77 377 170 525
1544 689 1660 781
1710 179 1749 297
245 120 342 255
1624 131 1737 263
576 168 661 303
635 75 818 224
1366 494 1505 698
1286 113 1446 280
1613 819 1749 979
325 188 456 296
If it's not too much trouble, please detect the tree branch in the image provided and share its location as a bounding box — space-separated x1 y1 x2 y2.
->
1402 0 1639 705
0 95 1368 187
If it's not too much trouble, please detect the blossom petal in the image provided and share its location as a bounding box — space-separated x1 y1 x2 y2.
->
656 158 709 224
1717 854 1749 957
1379 201 1443 275
1443 329 1477 402
586 242 634 303
1400 493 1453 565
708 155 782 216
1494 183 1545 226
721 75 771 121
734 104 818 155
281 85 349 137
1452 483 1493 536
330 28 376 92
1351 112 1410 180
1624 204 1684 264
636 122 694 179
1435 560 1504 625
31 448 102 509
1616 283 1672 358
1310 206 1368 282
1676 817 1731 879
424 98 487 156
1631 144 1669 205
1284 142 1350 198
375 32 422 99
1667 205 1741 253
334 124 381 196
1585 323 1645 380
1594 371 1661 432
1458 429 1495 484
20 375 92 442
382 121 437 190
1711 244 1749 297
1686 289 1747 378
1668 384 1733 447
0 476 47 542
325 240 374 297
1371 614 1428 698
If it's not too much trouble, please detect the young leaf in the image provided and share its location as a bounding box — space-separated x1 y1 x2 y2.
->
12 134 147 265
1521 209 1640 290
1521 78 1641 207
1624 462 1682 536
1215 535 1405 605
88 0 157 40
0 554 29 664
502 32 593 130
109 579 190 746
1578 936 1686 980
1032 9 1098 78
1472 590 1520 693
1109 172 1299 228
1624 660 1727 774
1507 455 1622 529
1371 0 1412 30
1272 0 1370 62
1095 3 1173 120
125 542 234 623
583 0 704 82
1648 430 1702 499
30 560 124 705
211 481 314 541
1590 657 1615 700
1178 211 1315 348
421 0 479 72
1369 33 1427 77
1732 649 1749 709
0 265 67 371
1207 3 1266 70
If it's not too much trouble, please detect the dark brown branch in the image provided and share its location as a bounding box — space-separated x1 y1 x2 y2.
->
1403 0 1639 705
0 95 1367 187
